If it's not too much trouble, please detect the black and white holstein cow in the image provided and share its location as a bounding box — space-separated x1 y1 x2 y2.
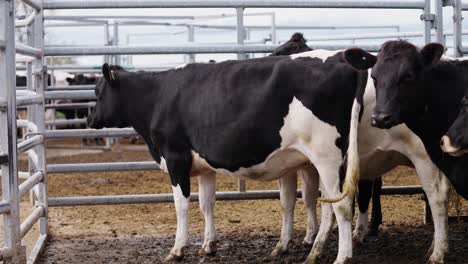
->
344 40 468 263
441 90 468 156
88 53 366 263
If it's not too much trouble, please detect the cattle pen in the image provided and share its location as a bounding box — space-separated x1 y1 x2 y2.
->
0 0 467 263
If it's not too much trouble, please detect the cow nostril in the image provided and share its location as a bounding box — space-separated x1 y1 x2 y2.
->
380 114 392 123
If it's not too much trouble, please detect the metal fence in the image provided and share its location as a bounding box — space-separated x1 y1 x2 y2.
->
0 0 455 263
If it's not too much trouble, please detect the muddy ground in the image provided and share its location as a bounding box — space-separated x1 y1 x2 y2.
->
4 140 468 263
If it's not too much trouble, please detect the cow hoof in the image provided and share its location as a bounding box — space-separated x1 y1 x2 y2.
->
334 257 352 264
366 228 379 237
271 244 288 256
165 246 186 262
304 254 319 264
199 241 217 256
302 239 313 247
165 253 183 262
426 259 443 264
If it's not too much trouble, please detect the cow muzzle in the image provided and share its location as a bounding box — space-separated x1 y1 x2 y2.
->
371 112 397 129
440 135 466 157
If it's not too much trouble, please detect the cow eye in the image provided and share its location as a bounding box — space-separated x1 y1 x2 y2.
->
400 74 414 84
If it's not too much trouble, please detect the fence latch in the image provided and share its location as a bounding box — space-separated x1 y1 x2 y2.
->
420 14 436 29
0 152 8 165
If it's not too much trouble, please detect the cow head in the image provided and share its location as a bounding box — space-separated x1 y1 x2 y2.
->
343 41 444 129
87 63 129 129
66 74 97 85
270 32 312 56
441 96 468 156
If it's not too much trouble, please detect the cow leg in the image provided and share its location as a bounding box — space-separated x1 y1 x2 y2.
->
307 165 353 264
300 167 319 245
306 197 334 263
353 179 373 246
414 164 449 263
165 150 192 262
369 177 383 236
198 171 217 256
272 172 297 256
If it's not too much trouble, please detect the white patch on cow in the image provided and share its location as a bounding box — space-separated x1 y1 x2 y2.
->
190 97 342 182
197 172 217 254
160 156 168 173
174 64 188 69
289 49 343 62
170 184 190 257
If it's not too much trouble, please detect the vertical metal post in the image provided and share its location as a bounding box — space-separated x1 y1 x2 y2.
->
236 7 247 191
423 0 432 44
236 7 247 60
32 2 48 244
104 21 110 63
113 22 120 65
186 25 195 63
453 0 463 57
270 12 276 44
435 0 444 44
0 0 22 262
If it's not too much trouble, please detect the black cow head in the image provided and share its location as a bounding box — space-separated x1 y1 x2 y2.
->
270 32 312 56
343 41 444 129
66 74 97 85
441 96 468 156
87 63 128 129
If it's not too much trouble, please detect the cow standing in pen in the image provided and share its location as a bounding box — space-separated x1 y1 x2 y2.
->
88 50 366 263
344 40 468 263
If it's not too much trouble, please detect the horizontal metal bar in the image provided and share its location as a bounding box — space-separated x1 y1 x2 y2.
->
22 0 42 11
43 0 426 9
45 128 138 139
16 94 44 107
0 201 11 214
45 90 95 100
45 15 196 20
27 234 48 264
46 118 87 126
45 65 175 72
47 161 159 173
48 185 424 207
16 43 44 58
47 85 95 91
20 206 45 238
45 43 380 56
460 46 468 54
19 171 44 197
17 135 44 153
192 24 400 31
45 102 95 109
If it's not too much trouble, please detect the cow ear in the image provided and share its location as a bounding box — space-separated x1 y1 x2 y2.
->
102 63 116 83
343 48 377 70
420 43 444 67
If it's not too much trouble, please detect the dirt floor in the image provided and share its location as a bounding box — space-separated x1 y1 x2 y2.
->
3 139 468 263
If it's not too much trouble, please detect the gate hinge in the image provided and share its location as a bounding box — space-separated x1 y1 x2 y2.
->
0 152 8 165
420 14 436 29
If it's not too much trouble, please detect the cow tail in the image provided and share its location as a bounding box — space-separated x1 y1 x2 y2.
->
320 70 366 203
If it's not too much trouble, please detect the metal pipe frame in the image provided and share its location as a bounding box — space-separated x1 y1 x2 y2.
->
47 185 424 207
18 171 43 197
46 118 87 127
45 128 138 139
46 84 95 91
47 161 160 174
42 0 427 10
454 0 463 57
0 0 23 262
15 42 44 58
17 135 43 154
44 43 383 56
15 11 36 28
21 0 42 11
45 102 95 110
20 205 45 238
0 201 11 215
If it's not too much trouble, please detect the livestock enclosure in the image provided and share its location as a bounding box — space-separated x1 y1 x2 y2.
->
0 0 467 263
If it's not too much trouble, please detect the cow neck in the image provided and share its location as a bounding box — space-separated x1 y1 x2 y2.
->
118 71 158 139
